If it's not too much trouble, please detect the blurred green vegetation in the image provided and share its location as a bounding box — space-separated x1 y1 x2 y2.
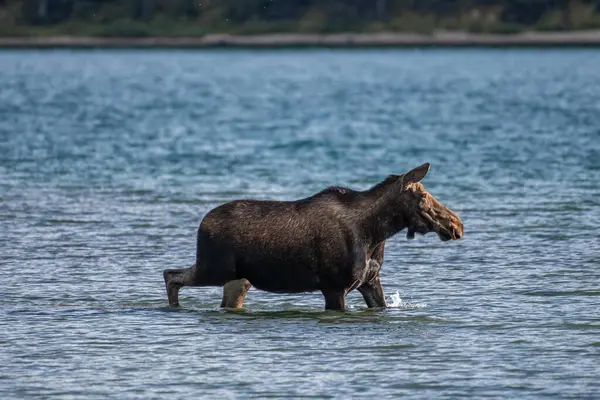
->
0 0 599 36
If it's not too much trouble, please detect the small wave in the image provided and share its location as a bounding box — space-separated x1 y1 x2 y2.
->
386 291 427 309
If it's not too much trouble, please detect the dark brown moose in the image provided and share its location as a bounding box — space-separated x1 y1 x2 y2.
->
163 163 463 311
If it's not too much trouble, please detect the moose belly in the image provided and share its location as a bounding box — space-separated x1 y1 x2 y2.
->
237 260 320 293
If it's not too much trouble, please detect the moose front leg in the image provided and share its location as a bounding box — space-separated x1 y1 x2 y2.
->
358 240 387 308
358 274 386 308
220 279 252 308
371 241 385 266
322 290 347 311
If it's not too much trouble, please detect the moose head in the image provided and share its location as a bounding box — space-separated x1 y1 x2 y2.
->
396 163 463 242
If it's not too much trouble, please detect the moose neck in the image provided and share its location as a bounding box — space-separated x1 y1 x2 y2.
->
358 175 408 243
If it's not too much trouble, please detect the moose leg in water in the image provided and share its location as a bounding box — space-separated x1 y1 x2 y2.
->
322 290 347 310
164 265 249 308
164 234 237 307
163 265 196 307
358 241 387 308
221 279 252 308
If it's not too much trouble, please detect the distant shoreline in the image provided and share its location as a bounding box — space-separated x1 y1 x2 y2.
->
2 30 600 48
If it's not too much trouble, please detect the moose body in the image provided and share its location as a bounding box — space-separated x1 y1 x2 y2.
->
164 163 463 310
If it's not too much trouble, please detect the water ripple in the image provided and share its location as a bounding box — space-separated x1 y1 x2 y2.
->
1 48 599 399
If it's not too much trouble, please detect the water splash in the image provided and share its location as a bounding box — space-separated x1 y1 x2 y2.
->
386 291 427 309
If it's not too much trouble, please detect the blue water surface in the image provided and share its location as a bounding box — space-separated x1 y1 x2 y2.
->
1 48 599 399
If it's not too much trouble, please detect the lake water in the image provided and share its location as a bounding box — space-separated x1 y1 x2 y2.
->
1 48 599 399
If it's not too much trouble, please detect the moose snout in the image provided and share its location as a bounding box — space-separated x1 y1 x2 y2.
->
435 210 463 241
452 224 463 240
449 218 464 240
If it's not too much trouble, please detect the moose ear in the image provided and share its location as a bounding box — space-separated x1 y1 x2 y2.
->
404 163 430 184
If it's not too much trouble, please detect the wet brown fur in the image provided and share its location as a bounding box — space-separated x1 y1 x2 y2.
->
163 163 463 311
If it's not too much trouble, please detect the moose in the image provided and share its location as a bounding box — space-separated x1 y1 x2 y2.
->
163 163 463 311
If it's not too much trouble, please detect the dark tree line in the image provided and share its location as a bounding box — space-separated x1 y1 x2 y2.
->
4 0 600 30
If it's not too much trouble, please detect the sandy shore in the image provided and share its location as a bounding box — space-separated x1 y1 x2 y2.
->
2 30 600 48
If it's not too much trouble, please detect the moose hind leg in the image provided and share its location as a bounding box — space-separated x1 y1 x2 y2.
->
163 265 197 307
221 279 252 309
